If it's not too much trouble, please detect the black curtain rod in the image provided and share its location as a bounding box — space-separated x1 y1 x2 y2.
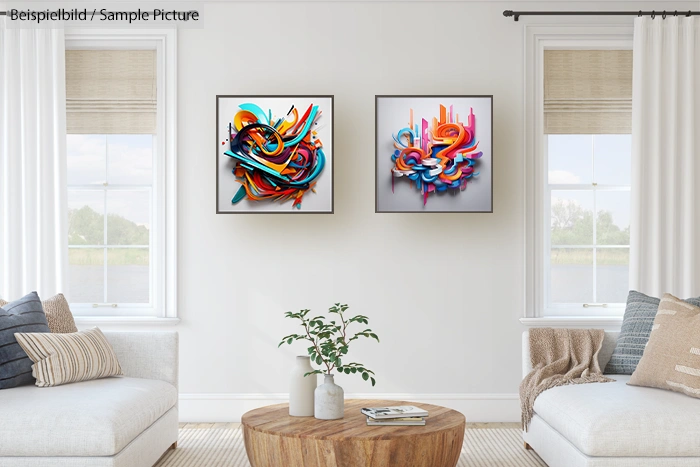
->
504 10 700 22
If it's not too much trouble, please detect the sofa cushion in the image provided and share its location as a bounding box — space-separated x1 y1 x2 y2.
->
0 293 78 333
0 292 50 389
16 327 123 387
605 290 700 375
40 293 79 333
0 376 177 456
629 294 700 399
533 375 700 457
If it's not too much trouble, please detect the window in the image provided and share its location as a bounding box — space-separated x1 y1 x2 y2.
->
546 134 631 313
542 49 632 316
65 30 177 319
67 134 154 309
523 26 634 321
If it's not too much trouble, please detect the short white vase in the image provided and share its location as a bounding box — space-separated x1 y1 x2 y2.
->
314 374 344 420
289 356 317 417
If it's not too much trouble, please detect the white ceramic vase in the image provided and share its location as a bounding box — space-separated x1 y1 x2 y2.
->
289 356 317 417
314 374 344 420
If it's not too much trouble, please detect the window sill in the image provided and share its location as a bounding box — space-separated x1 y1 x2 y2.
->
74 316 180 326
520 316 622 330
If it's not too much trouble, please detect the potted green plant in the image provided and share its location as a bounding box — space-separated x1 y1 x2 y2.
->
279 303 380 420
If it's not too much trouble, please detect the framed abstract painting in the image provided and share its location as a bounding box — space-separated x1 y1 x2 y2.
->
216 95 334 213
375 95 493 213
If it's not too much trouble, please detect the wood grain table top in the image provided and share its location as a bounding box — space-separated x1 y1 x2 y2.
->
241 399 466 441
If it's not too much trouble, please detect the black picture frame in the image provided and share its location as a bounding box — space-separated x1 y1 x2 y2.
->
375 95 494 213
216 95 335 214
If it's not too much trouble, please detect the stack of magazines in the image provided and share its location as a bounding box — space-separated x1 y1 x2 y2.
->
361 405 429 426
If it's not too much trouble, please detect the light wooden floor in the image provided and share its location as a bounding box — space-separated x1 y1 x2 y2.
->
180 422 520 429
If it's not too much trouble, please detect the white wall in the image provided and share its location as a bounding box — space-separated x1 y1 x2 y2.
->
107 0 696 422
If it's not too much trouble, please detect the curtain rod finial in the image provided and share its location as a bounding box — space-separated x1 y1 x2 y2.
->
502 10 520 21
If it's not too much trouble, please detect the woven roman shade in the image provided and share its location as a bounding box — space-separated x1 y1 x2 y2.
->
66 50 156 134
544 50 632 134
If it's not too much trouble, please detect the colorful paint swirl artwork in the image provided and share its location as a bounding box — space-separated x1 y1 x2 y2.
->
390 104 483 206
222 102 327 210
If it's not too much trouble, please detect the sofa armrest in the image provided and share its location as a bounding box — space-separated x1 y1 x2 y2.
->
103 331 178 390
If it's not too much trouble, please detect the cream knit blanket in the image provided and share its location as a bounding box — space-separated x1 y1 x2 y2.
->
520 328 614 431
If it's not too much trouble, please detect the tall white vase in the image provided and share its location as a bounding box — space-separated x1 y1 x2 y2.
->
289 356 316 417
314 374 344 420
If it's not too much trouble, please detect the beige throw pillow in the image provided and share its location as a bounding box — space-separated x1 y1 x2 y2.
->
14 327 123 387
629 293 700 398
40 294 78 333
0 293 77 333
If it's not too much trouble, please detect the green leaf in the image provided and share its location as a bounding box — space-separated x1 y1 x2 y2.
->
316 355 323 365
335 358 341 367
287 337 293 345
351 368 357 374
362 372 369 381
344 367 351 374
370 377 376 386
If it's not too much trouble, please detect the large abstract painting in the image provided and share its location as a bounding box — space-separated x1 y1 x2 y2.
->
375 96 493 213
216 96 333 213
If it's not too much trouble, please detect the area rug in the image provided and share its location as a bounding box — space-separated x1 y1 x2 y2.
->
156 425 546 467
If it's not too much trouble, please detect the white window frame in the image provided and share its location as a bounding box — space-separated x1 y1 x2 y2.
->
522 24 632 328
65 29 178 324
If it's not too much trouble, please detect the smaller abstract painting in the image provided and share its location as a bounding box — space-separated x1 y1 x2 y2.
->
375 95 493 213
216 95 333 213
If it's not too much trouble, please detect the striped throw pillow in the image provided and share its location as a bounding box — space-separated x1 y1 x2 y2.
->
0 292 50 389
629 294 700 399
0 293 77 334
14 327 123 387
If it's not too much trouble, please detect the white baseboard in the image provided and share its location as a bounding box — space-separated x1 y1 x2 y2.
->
178 393 520 423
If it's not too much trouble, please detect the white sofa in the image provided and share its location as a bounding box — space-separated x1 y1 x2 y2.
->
522 331 700 467
0 331 179 467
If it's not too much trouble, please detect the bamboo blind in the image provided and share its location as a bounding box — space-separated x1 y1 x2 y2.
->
66 50 156 134
544 50 632 134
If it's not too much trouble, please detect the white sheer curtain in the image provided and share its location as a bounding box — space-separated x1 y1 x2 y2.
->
630 17 700 297
0 21 68 300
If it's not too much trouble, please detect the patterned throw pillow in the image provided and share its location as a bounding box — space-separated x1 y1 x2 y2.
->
14 327 123 387
0 292 51 389
605 291 700 374
0 293 77 334
628 294 700 398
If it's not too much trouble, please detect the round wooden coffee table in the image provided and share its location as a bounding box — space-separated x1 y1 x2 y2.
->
241 399 465 467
